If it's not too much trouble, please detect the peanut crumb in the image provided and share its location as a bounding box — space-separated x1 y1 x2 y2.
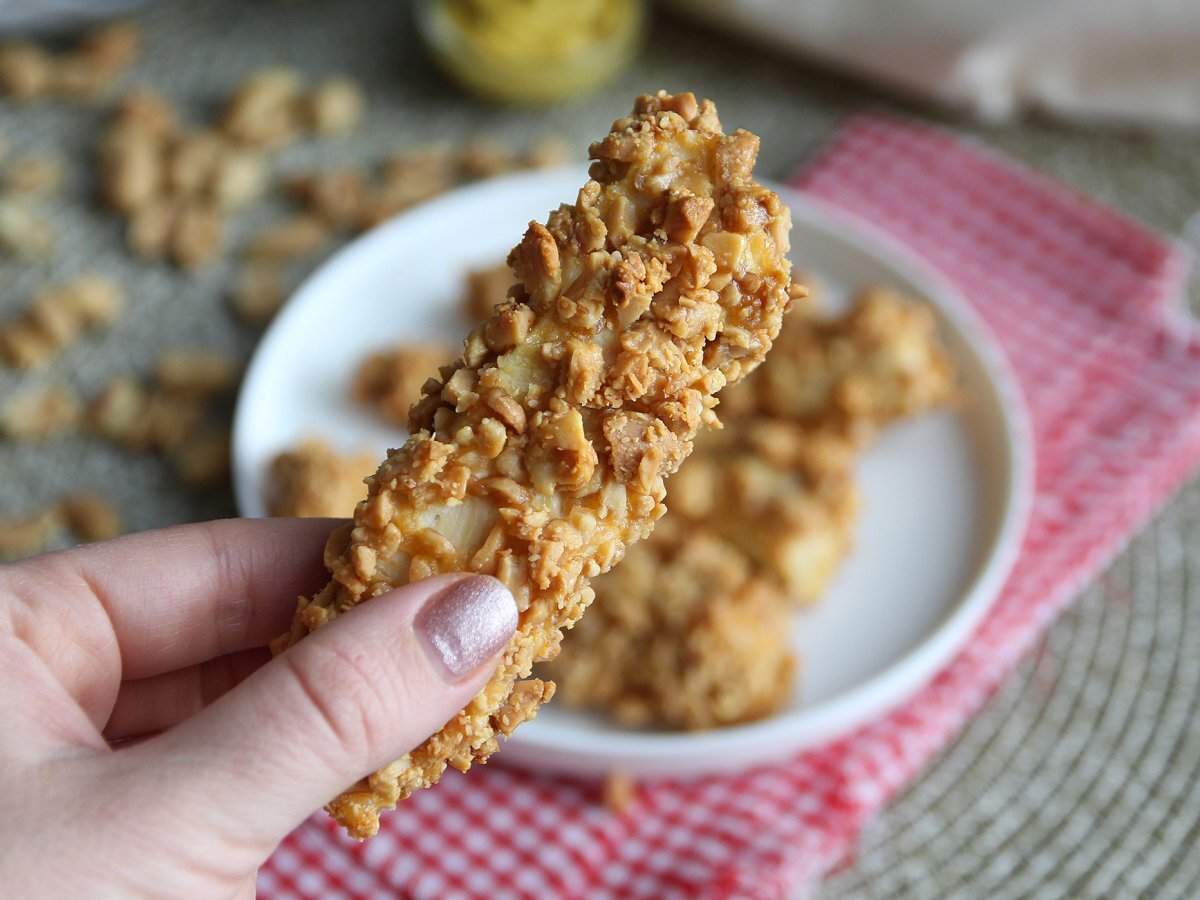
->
306 76 366 135
222 67 304 148
154 348 240 398
0 198 54 260
4 157 63 195
1 276 124 369
169 201 224 269
171 427 231 490
60 493 122 542
602 772 636 813
460 138 514 179
244 214 329 260
459 262 513 324
0 383 80 440
230 262 287 327
0 506 62 560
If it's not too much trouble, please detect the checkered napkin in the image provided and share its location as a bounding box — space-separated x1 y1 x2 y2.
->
258 116 1200 899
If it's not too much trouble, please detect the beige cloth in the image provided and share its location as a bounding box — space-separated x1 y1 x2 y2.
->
672 0 1200 128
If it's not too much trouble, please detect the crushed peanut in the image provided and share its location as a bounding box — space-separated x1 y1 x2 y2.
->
4 157 63 194
0 198 55 260
244 214 330 260
459 261 513 324
524 136 571 169
0 506 63 560
306 76 366 135
60 493 122 542
169 201 224 268
171 427 231 490
459 137 515 179
287 168 370 230
153 348 240 398
229 262 288 327
0 21 139 102
602 772 636 813
221 67 304 148
0 276 124 370
0 383 80 440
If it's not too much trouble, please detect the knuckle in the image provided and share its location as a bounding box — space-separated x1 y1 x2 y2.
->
281 638 398 771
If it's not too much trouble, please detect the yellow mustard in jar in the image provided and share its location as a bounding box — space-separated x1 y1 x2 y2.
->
418 0 645 103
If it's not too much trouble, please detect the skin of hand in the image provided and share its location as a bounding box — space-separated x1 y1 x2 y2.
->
0 518 517 898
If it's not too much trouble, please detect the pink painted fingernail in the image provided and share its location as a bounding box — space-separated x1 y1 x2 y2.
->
414 576 517 683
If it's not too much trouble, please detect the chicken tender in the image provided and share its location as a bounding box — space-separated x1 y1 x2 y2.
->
271 91 797 838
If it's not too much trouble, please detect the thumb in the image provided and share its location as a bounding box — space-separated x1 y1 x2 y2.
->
132 573 517 850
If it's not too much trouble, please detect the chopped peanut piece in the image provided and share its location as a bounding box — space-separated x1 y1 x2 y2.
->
460 137 515 179
209 147 267 210
113 89 178 141
60 493 122 542
222 67 303 147
153 348 240 397
75 21 142 78
274 92 795 838
168 202 224 268
358 147 456 228
99 128 163 214
126 198 178 259
0 383 80 440
4 157 63 194
603 772 636 813
68 275 124 326
306 76 366 135
0 323 57 370
88 375 149 444
1 276 124 369
0 506 62 560
525 136 570 169
53 21 141 97
171 427 231 490
0 42 54 100
229 262 287 327
288 168 369 230
459 261 513 324
167 130 225 196
243 214 329 260
0 198 54 260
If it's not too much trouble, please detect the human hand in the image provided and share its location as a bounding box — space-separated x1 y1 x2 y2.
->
0 518 517 898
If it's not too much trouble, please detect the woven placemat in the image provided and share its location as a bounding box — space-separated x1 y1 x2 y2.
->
1 2 1198 895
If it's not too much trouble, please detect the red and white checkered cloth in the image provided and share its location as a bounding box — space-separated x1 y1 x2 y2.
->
259 116 1200 899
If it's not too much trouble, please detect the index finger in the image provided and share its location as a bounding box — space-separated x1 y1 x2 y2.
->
3 517 338 682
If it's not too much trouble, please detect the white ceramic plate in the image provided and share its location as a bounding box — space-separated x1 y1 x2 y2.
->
233 166 1034 778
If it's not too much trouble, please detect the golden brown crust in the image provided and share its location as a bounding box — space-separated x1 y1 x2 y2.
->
551 289 956 729
549 522 798 730
351 345 456 428
272 91 794 838
267 439 377 518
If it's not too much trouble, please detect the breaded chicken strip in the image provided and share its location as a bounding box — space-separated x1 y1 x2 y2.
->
272 91 797 838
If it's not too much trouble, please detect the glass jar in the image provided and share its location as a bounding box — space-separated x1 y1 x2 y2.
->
416 0 645 104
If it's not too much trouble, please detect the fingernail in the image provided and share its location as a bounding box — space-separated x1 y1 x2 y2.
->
414 576 517 683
